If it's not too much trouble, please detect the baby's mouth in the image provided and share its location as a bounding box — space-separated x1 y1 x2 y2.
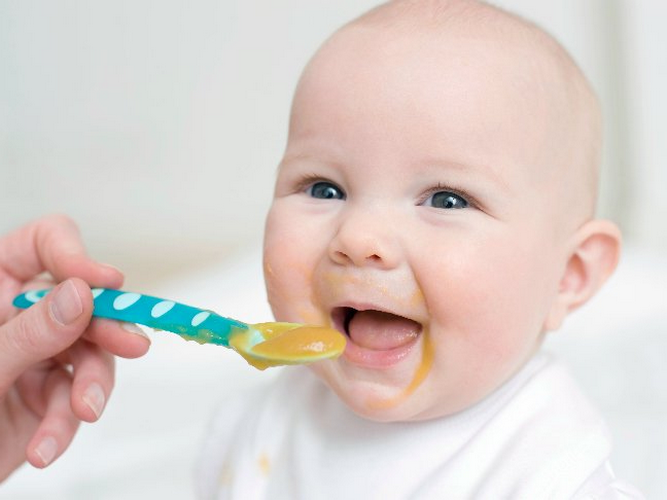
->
332 307 422 367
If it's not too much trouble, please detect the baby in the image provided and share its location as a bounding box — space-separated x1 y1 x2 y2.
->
198 1 642 498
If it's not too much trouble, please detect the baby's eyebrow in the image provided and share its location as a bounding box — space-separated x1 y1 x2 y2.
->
278 152 341 171
422 158 512 194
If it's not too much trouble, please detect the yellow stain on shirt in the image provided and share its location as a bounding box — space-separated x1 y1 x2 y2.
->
218 462 234 486
258 453 271 476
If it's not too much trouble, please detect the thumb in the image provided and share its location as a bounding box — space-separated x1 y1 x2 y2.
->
0 279 94 393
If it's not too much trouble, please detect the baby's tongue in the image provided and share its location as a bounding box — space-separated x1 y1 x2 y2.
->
347 310 420 350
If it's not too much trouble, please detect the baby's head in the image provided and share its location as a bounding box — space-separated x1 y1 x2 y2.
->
263 0 621 422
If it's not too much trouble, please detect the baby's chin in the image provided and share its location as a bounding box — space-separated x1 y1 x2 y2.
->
307 361 455 423
307 356 507 423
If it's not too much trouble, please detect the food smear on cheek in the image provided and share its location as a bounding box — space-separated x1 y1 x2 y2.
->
367 331 434 410
322 272 391 297
297 306 328 326
409 289 425 308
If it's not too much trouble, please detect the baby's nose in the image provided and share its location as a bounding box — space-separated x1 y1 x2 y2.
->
328 207 400 269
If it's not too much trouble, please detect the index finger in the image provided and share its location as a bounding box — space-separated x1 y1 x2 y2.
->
0 214 124 287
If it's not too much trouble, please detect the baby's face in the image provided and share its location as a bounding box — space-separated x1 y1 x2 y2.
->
264 26 574 421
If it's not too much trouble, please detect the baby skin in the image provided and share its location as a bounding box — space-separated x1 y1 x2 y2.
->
263 0 621 423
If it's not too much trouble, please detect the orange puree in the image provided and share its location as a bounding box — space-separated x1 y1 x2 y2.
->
369 332 434 409
229 322 346 370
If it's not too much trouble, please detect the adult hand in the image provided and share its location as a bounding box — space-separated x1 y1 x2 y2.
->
0 215 151 481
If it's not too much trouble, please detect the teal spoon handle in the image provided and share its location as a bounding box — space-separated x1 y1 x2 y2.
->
13 288 248 347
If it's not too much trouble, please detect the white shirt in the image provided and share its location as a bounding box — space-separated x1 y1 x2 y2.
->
196 352 643 499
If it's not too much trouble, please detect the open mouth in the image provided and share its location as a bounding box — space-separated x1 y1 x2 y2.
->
331 307 422 367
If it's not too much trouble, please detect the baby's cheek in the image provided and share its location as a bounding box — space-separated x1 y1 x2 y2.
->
263 251 324 325
264 206 332 325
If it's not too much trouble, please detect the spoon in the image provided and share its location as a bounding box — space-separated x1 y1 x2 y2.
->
13 287 346 370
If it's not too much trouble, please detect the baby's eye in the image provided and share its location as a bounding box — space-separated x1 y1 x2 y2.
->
308 181 346 200
424 191 468 209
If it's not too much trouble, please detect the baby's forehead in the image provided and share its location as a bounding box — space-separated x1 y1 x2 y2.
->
308 4 583 143
302 15 568 166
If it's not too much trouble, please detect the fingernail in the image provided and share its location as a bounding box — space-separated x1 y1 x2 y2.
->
50 280 83 326
101 263 123 275
35 436 58 466
121 322 151 341
82 382 106 419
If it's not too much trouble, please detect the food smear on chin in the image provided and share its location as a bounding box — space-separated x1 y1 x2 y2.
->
367 330 434 410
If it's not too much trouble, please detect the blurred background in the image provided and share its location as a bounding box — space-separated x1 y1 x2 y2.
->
1 0 665 498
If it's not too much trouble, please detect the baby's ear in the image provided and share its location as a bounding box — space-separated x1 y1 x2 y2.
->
543 219 622 332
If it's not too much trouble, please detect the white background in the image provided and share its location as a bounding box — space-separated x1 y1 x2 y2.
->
1 0 666 284
1 1 665 498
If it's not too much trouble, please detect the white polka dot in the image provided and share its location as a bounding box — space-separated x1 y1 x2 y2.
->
151 300 175 318
25 290 46 303
191 311 210 327
113 293 141 310
91 288 104 299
